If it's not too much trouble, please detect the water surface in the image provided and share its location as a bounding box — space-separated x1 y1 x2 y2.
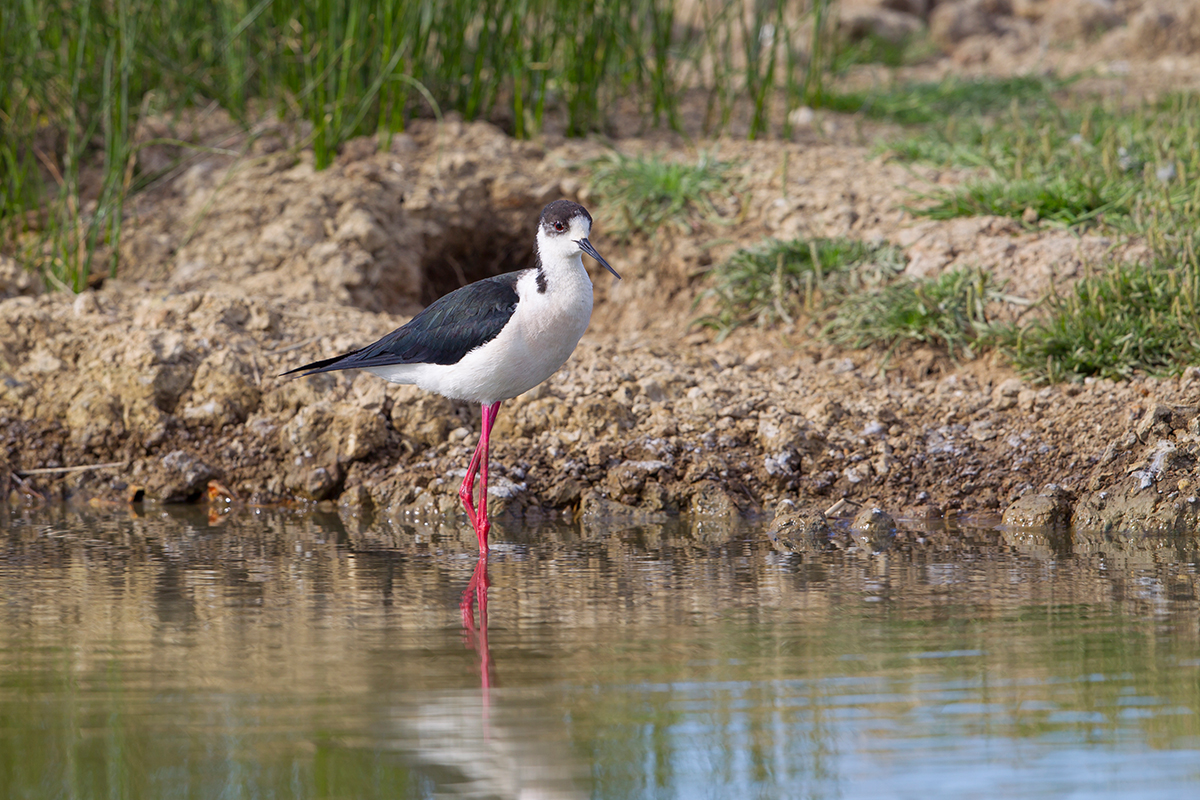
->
1 506 1199 798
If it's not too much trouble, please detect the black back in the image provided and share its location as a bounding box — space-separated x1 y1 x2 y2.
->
284 271 522 376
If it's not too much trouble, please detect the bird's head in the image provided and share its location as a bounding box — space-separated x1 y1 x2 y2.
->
537 200 621 279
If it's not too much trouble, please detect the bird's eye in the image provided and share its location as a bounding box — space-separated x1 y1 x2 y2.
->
553 221 565 232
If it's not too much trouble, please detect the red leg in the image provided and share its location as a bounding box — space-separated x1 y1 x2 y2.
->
474 401 502 552
458 434 486 530
458 402 502 553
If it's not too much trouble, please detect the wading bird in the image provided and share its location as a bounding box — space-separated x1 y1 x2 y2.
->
285 200 620 553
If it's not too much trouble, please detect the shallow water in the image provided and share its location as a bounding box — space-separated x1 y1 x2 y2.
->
1 506 1199 799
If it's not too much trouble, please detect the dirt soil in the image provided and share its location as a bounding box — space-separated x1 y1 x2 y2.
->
3 1 1200 540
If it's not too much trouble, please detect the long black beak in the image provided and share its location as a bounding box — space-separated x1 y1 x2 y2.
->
579 238 621 280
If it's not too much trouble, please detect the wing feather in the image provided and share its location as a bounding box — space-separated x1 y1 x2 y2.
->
282 272 523 376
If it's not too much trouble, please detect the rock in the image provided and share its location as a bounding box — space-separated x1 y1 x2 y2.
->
968 419 997 442
882 0 930 16
366 476 418 512
689 481 740 519
767 505 834 553
544 478 584 508
279 403 350 499
992 377 1023 410
1002 483 1075 528
146 449 218 502
493 394 568 440
390 384 462 448
113 329 199 413
330 402 388 463
569 395 636 440
182 349 261 428
1128 439 1194 490
1130 2 1200 56
1044 0 1120 41
303 464 342 499
0 255 42 299
606 459 670 502
788 106 816 131
1135 403 1194 441
839 5 925 45
756 412 811 452
280 400 386 492
850 507 897 551
280 402 335 459
66 386 125 451
580 490 667 524
334 205 389 253
1073 476 1200 535
337 483 373 512
929 0 1007 49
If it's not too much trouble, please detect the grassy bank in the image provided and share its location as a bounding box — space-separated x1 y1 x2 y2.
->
2 0 842 289
698 75 1200 382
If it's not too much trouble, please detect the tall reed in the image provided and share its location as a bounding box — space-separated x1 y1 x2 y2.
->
2 0 838 289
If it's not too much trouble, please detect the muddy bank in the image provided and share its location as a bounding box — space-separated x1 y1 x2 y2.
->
5 31 1200 536
4 251 1200 535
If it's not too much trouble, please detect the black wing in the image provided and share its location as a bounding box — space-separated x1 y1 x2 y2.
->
283 272 523 376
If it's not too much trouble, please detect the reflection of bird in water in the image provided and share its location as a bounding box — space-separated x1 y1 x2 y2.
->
384 689 587 799
380 558 586 799
284 201 619 554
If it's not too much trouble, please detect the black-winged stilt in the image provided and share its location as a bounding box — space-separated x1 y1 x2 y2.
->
284 200 620 553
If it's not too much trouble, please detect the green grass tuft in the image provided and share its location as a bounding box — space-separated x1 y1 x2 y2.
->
696 237 906 338
916 175 1134 227
998 257 1200 383
890 90 1200 236
587 151 737 242
818 75 1061 125
823 267 1002 359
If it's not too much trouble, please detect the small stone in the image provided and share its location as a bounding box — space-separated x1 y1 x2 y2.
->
850 507 897 551
331 403 388 463
929 0 997 49
1001 484 1075 529
72 292 100 316
968 419 997 441
1136 404 1174 441
334 206 389 253
767 506 832 553
788 106 816 130
146 449 218 503
689 481 739 519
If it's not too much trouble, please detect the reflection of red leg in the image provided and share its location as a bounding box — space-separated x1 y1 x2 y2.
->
476 566 491 698
460 553 488 628
459 554 493 705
